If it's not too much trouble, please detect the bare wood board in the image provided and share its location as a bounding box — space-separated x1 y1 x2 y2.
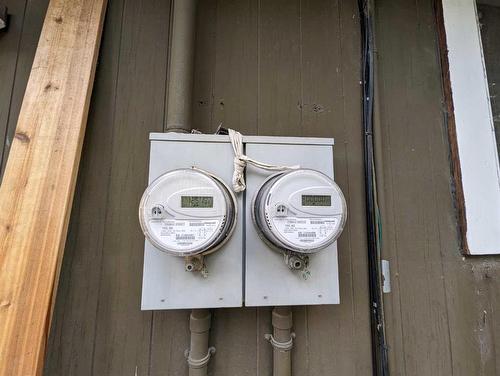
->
0 0 107 374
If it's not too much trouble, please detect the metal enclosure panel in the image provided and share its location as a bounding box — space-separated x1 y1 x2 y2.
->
244 142 340 306
141 139 243 309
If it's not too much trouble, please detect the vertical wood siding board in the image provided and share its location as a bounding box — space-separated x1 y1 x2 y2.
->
150 310 190 376
1 0 50 178
209 308 260 375
411 0 454 372
191 0 217 133
338 0 373 373
389 5 435 373
290 306 308 375
204 1 260 373
300 0 357 374
418 0 460 373
489 260 500 375
375 0 419 374
212 0 258 135
44 0 126 374
256 307 273 375
258 0 301 136
0 0 28 176
374 1 407 372
300 0 343 138
90 0 169 374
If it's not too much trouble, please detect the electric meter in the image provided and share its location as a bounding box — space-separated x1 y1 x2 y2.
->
139 168 237 257
252 169 346 259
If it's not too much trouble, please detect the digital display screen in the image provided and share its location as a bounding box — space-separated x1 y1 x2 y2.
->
181 196 214 208
301 195 331 207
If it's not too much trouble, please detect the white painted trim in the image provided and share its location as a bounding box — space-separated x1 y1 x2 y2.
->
442 0 500 254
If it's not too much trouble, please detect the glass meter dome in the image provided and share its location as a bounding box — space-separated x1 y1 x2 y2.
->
252 169 347 254
139 168 237 257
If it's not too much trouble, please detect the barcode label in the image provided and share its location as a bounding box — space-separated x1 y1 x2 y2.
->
176 234 195 240
298 232 316 238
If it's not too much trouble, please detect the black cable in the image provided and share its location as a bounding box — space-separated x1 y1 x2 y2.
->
358 0 390 375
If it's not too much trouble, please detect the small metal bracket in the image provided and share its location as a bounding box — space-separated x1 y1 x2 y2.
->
184 347 216 369
184 255 208 277
264 332 296 351
283 252 310 279
382 260 391 293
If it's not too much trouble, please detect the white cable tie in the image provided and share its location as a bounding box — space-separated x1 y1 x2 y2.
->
228 128 299 192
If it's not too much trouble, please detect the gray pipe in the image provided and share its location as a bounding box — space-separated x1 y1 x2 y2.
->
165 0 198 132
266 307 294 376
186 309 215 376
164 2 214 375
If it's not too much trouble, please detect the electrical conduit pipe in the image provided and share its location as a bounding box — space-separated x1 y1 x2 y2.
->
185 309 215 376
164 1 214 375
165 0 198 133
266 307 295 376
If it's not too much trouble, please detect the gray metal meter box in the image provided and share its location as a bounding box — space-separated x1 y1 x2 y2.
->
141 133 243 310
245 138 340 307
141 133 342 310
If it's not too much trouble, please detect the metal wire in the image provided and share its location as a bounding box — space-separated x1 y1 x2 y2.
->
358 0 390 375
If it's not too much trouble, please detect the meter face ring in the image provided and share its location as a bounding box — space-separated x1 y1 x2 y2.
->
139 168 237 257
252 169 347 254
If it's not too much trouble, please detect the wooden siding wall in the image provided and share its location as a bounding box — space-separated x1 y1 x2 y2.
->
45 0 373 374
376 0 500 375
0 0 498 375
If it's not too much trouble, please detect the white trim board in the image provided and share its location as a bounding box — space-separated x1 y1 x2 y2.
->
442 0 500 254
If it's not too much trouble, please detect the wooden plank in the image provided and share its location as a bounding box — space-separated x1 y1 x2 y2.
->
0 0 107 375
43 0 125 374
90 0 170 374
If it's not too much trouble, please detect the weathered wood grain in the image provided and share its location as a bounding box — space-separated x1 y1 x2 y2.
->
259 0 302 137
376 0 500 374
89 0 170 374
191 0 217 133
211 0 259 135
0 0 107 375
44 0 124 374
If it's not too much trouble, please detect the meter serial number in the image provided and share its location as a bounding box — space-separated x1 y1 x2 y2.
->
181 196 214 208
301 195 331 207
